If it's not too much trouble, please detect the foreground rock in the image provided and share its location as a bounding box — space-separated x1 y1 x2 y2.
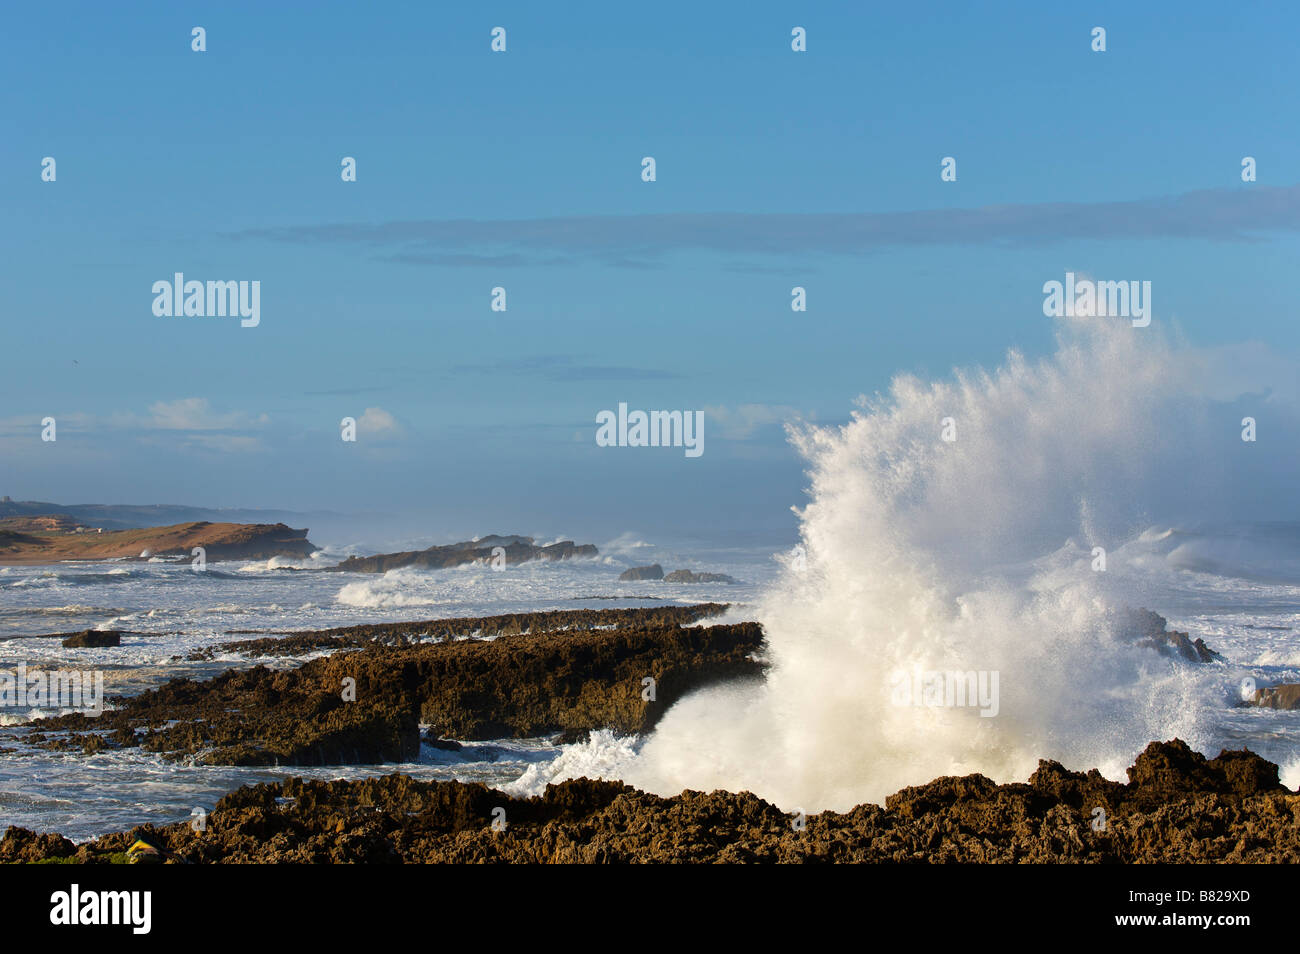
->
6 740 1295 863
31 604 758 766
0 519 316 565
330 535 597 574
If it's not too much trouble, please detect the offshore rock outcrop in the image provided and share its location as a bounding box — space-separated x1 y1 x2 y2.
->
663 569 739 584
618 564 664 581
1117 607 1221 663
7 740 1295 863
330 536 597 574
30 605 758 766
61 630 122 649
1248 683 1300 710
616 565 738 583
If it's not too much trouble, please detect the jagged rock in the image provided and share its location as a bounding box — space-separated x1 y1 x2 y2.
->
1124 739 1282 804
618 564 663 581
0 827 77 863
663 569 739 584
1117 607 1220 662
191 604 728 658
33 604 756 766
61 630 121 648
331 536 597 574
16 740 1297 864
1248 684 1300 710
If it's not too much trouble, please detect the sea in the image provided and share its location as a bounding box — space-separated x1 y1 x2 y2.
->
5 322 1300 840
0 537 773 841
3 525 1299 842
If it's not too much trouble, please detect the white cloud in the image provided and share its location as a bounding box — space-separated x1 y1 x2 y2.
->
358 406 400 435
142 397 270 431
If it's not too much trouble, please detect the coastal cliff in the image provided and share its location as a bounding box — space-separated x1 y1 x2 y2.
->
0 518 317 565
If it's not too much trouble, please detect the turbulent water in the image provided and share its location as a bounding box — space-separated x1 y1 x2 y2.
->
516 322 1300 809
0 539 770 840
4 321 1300 840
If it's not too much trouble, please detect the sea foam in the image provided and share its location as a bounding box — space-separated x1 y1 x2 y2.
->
556 319 1286 810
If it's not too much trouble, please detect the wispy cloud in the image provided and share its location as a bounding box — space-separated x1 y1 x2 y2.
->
136 398 269 432
0 400 273 455
452 355 683 381
229 185 1300 267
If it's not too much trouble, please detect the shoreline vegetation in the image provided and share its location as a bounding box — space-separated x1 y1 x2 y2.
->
5 602 1300 862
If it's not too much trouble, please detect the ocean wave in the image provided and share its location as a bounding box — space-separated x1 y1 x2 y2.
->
619 320 1248 811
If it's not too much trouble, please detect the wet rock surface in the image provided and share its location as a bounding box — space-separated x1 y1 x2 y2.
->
29 604 758 766
7 740 1295 863
330 536 597 574
1118 608 1221 662
60 629 122 649
1248 683 1300 710
663 569 739 584
200 604 727 657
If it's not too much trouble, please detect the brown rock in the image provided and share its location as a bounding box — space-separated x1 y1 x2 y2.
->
1249 684 1300 710
33 604 759 766
61 630 121 648
19 739 1298 864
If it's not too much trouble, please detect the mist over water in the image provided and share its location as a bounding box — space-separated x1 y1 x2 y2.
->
578 320 1300 810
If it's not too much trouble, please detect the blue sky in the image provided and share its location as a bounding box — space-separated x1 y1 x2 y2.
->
3 1 1298 545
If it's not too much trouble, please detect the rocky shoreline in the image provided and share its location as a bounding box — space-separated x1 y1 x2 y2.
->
28 604 758 764
6 602 1299 863
4 739 1296 863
